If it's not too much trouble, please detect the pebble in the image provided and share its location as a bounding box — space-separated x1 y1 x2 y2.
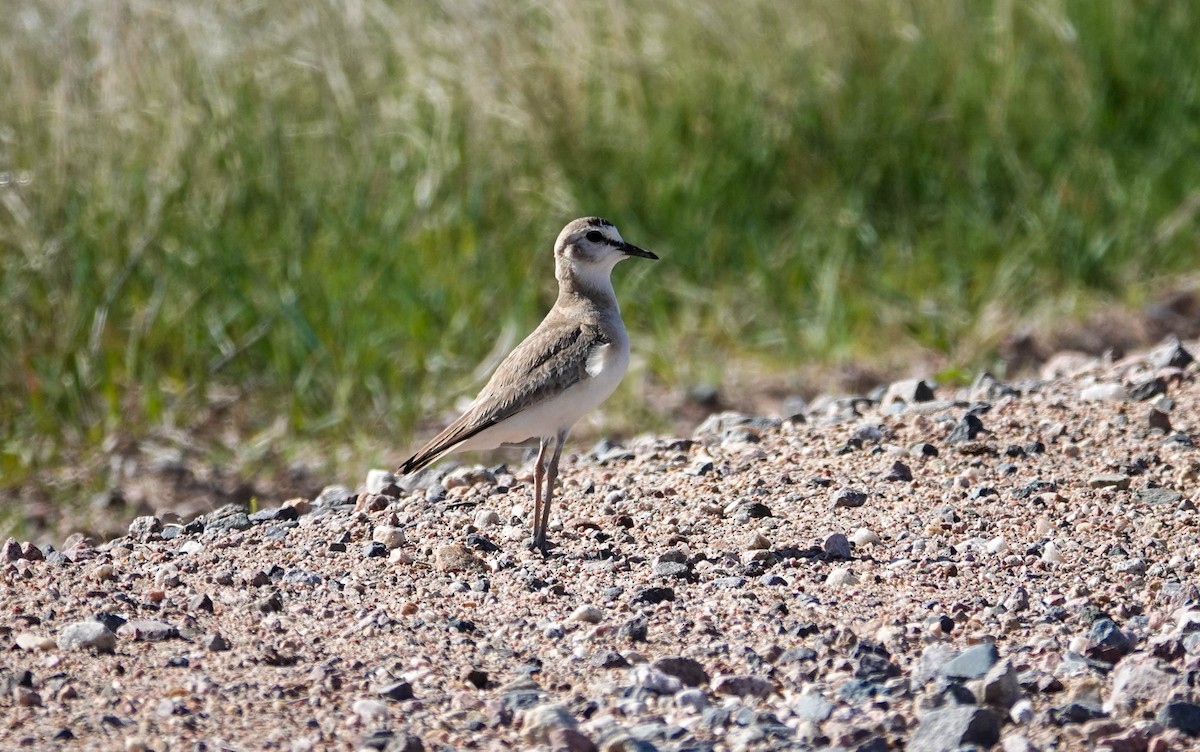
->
980 659 1022 708
650 656 709 687
473 509 500 529
792 690 835 722
1156 701 1200 737
522 703 578 744
1086 619 1133 663
434 543 484 572
203 632 231 651
371 525 406 549
909 706 1002 752
941 643 1000 681
826 567 860 587
351 698 389 724
885 460 914 482
1088 473 1131 490
57 621 117 652
1107 657 1180 713
713 674 773 699
884 378 936 404
1081 383 1127 401
364 469 396 494
14 632 56 651
850 528 880 545
569 604 603 624
675 688 709 713
1010 699 1034 725
128 515 162 542
117 620 178 642
832 488 868 508
947 414 987 443
823 533 852 560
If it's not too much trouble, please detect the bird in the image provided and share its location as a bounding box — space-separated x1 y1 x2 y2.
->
397 217 658 552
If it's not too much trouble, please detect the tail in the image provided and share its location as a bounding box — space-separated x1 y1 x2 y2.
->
397 446 446 476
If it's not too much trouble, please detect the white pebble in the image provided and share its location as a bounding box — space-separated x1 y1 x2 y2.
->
473 509 500 529
1010 698 1034 724
850 528 880 546
371 525 406 549
569 605 603 624
986 536 1008 555
826 567 860 587
1041 542 1063 564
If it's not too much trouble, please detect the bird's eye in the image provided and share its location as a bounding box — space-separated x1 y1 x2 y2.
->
585 230 604 243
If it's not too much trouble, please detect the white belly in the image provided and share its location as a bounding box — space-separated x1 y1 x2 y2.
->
462 340 630 450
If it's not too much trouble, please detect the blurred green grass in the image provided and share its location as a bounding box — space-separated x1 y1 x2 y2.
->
2 0 1199 499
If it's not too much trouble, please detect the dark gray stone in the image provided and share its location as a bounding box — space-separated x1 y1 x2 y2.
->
940 643 1000 681
1158 701 1200 737
947 414 987 442
651 656 710 687
908 706 1001 752
1086 619 1133 663
833 488 868 508
1049 700 1107 725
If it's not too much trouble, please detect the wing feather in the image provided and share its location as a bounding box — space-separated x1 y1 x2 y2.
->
398 316 607 474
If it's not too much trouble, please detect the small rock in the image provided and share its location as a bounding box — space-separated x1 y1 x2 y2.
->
941 643 1000 681
1148 408 1173 433
1107 657 1181 713
57 621 116 652
981 659 1022 708
632 664 682 695
569 604 603 624
826 567 860 587
14 632 55 651
1049 701 1107 725
377 681 414 701
1010 699 1034 725
833 488 868 508
850 528 880 545
434 543 484 572
675 688 710 713
522 703 578 745
1129 377 1168 401
116 619 178 642
1 537 21 561
823 533 852 560
371 525 406 549
352 698 389 724
1086 619 1133 663
909 706 1002 752
618 616 648 643
1149 338 1194 369
463 668 489 689
1157 701 1200 736
884 378 936 405
362 541 389 558
792 691 834 722
1081 383 1127 402
365 469 396 494
13 686 41 707
651 656 710 687
713 674 773 699
204 633 231 651
1089 474 1131 491
947 414 987 443
885 461 914 482
473 509 500 529
632 587 675 605
127 515 162 542
548 727 597 752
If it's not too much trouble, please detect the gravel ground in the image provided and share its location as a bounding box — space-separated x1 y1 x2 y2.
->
3 338 1200 752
